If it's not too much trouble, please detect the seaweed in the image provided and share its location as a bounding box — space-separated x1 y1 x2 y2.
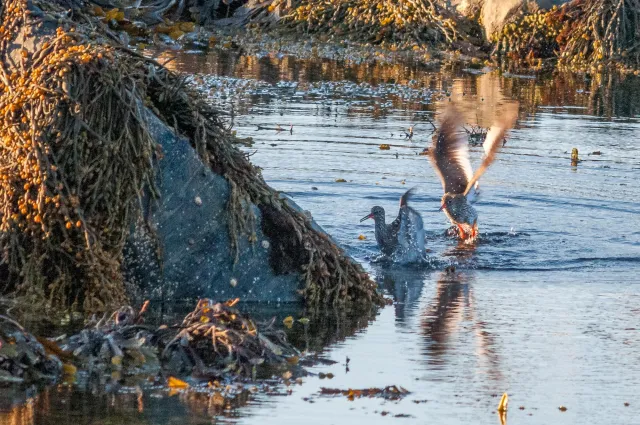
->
0 0 384 313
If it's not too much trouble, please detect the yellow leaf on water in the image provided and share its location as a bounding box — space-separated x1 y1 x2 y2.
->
497 392 508 412
379 144 391 150
283 316 294 328
358 234 366 240
335 178 347 183
168 376 189 389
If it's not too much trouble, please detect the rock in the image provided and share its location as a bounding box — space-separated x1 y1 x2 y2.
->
123 108 302 302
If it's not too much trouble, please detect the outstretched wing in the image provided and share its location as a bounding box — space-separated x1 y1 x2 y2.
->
464 103 519 196
396 188 425 263
430 106 473 195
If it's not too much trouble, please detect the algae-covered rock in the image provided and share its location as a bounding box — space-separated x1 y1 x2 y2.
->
0 0 383 313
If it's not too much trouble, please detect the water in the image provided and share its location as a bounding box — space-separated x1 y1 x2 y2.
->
3 48 640 425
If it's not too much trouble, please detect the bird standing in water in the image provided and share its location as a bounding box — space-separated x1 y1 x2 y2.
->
429 104 519 241
360 188 425 262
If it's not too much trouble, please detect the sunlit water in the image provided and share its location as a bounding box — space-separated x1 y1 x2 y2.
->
3 48 640 425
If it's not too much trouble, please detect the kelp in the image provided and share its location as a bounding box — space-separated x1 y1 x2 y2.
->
555 0 640 72
0 1 158 311
160 298 297 378
4 299 299 382
0 0 384 313
494 0 640 72
282 0 480 50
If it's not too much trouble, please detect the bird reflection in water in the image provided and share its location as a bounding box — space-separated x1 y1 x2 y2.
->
420 246 502 383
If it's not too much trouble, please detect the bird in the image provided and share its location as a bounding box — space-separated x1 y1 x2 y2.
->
429 103 518 241
360 188 425 262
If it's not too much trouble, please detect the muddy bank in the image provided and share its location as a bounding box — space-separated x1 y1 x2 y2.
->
0 0 384 313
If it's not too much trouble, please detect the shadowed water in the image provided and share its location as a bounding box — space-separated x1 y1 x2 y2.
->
2 48 640 425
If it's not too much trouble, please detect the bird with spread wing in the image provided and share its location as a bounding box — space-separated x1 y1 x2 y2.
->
429 103 519 242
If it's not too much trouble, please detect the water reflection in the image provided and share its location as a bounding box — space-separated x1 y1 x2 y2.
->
149 47 640 119
375 266 431 322
420 268 502 382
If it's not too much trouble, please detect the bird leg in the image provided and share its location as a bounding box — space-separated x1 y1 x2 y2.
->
471 221 478 239
457 224 467 240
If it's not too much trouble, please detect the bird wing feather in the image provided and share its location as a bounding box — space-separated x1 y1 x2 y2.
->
464 103 519 196
430 106 473 195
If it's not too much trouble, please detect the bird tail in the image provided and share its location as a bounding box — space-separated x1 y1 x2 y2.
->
400 187 418 207
464 103 519 196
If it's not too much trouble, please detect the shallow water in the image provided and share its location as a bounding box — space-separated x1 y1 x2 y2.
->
3 49 640 424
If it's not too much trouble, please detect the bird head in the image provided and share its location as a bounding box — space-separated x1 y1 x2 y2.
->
360 206 385 223
440 193 465 214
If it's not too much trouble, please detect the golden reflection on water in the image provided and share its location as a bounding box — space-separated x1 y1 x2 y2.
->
0 394 38 425
150 47 640 120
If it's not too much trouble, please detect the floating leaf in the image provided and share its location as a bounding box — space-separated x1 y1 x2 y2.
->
379 144 391 150
358 234 366 240
335 178 347 183
497 393 508 412
298 318 310 325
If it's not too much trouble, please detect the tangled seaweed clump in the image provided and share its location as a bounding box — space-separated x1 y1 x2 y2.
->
61 299 297 379
494 1 640 72
161 299 298 378
0 6 157 312
283 0 478 50
0 0 384 313
554 0 640 72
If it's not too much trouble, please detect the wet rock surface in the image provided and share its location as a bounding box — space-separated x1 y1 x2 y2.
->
124 108 300 302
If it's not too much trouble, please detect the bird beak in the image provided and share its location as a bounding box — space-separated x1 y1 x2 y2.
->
439 204 445 211
360 213 374 222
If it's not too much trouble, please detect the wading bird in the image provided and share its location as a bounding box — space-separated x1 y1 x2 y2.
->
360 188 425 262
429 104 518 241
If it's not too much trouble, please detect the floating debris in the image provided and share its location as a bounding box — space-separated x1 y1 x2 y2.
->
335 178 347 183
559 406 568 412
379 144 391 150
497 392 509 412
571 148 581 166
319 385 409 400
